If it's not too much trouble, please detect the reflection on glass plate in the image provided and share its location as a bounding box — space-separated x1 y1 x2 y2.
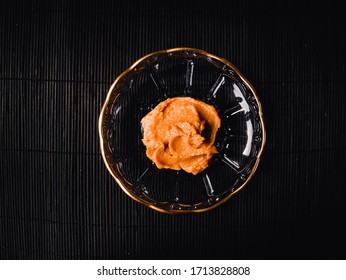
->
99 47 265 214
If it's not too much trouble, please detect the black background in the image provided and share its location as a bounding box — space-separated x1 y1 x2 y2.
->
1 0 346 260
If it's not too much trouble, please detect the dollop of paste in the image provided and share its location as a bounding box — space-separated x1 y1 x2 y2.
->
141 97 221 175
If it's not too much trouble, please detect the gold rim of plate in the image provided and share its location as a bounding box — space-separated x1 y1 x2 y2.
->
98 47 266 214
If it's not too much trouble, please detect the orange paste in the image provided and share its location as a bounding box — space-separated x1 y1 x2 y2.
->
141 97 221 175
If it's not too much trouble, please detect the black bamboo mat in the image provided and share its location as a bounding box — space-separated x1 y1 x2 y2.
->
1 0 346 260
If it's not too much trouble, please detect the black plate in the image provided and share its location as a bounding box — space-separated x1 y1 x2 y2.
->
99 47 265 213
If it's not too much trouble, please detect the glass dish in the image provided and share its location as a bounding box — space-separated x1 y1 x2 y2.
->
98 47 265 214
